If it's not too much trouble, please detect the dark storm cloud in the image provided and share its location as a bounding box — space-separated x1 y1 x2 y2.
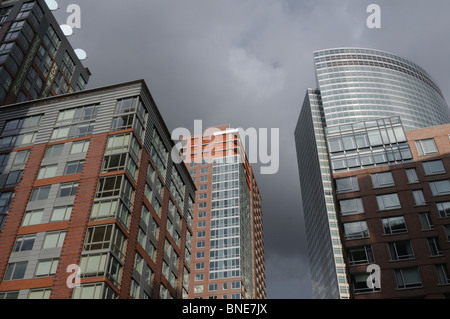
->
54 0 450 298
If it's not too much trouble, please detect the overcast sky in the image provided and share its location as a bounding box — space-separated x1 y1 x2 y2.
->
54 0 450 299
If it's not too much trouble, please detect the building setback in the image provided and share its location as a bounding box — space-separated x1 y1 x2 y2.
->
0 0 90 106
332 120 450 298
296 47 450 298
181 125 266 299
0 80 195 299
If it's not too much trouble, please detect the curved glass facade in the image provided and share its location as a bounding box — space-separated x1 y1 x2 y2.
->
314 47 450 130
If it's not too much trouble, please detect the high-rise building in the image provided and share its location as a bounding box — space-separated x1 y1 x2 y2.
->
181 125 266 299
295 47 450 298
0 0 90 106
0 80 195 299
332 119 450 298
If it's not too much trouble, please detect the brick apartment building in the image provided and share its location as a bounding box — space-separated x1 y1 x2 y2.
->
331 120 450 298
181 125 266 299
0 80 195 299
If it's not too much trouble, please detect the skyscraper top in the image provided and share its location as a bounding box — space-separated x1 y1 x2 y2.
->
312 47 450 130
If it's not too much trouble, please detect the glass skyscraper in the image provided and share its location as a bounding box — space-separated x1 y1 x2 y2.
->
296 47 450 298
313 47 450 130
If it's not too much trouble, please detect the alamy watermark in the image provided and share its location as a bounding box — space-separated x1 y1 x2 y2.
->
367 4 381 29
366 264 381 291
171 120 280 175
66 264 81 289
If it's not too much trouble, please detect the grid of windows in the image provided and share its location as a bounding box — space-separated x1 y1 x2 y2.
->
209 156 241 281
326 117 412 173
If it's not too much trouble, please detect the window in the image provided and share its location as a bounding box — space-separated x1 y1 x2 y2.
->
111 114 134 131
335 176 359 193
42 231 66 249
3 170 22 187
102 154 127 173
4 262 28 280
91 200 130 227
406 168 419 184
209 283 218 292
371 171 394 188
197 221 206 228
50 206 72 222
436 264 450 285
35 259 58 277
343 221 369 239
194 284 204 294
11 150 29 170
72 283 104 299
347 245 375 266
14 234 36 252
51 122 95 141
415 138 438 156
389 241 414 260
395 268 422 289
70 140 90 154
196 262 205 270
22 209 43 226
444 225 450 242
429 180 450 196
58 182 78 197
0 291 19 299
130 280 140 299
44 144 64 158
197 231 206 238
437 202 450 218
30 186 51 201
64 160 84 175
376 193 401 211
0 191 14 214
351 273 378 294
28 288 51 299
419 213 434 230
382 216 407 234
195 273 204 282
339 198 364 215
328 138 343 153
197 241 205 248
0 132 36 149
106 133 132 153
412 190 426 206
423 160 446 175
427 237 443 256
2 115 41 134
231 281 241 289
196 251 205 259
37 164 58 179
56 105 99 125
96 175 122 198
84 225 113 251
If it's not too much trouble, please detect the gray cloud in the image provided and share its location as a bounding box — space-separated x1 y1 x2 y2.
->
54 0 450 298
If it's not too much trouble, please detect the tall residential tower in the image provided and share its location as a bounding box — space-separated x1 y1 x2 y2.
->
181 125 266 299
